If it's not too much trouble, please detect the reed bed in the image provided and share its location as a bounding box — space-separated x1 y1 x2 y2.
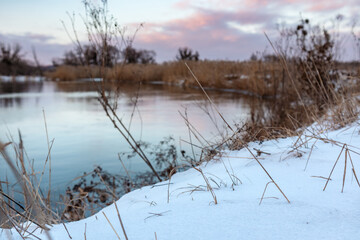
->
45 60 287 97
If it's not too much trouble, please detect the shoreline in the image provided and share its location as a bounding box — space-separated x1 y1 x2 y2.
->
3 118 360 239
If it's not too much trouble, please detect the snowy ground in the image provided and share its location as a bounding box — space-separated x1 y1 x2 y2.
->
2 121 360 239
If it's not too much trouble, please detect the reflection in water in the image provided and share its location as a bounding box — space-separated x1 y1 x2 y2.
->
0 81 45 108
0 81 44 94
0 80 252 200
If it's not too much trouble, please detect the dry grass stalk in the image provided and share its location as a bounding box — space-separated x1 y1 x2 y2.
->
98 92 161 181
144 210 171 222
184 61 290 203
347 151 360 188
220 155 242 186
114 202 128 240
185 62 234 132
193 167 217 204
342 148 348 193
0 206 27 240
102 211 121 240
304 139 319 171
118 154 134 189
323 144 345 191
264 32 311 121
42 109 52 209
178 110 213 150
184 108 197 162
259 181 274 205
167 167 178 204
84 223 87 240
305 135 360 156
246 145 291 203
62 222 72 239
311 176 332 180
0 138 56 239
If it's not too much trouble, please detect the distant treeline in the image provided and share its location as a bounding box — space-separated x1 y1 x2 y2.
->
0 42 49 76
51 45 201 67
0 39 206 76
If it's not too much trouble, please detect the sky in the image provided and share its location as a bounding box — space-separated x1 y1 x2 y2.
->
0 0 359 65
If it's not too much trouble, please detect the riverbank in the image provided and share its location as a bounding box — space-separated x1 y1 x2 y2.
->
3 116 360 239
44 60 360 98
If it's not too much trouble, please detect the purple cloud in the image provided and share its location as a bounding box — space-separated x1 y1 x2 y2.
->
1 0 359 65
132 6 279 61
0 32 73 65
131 1 359 62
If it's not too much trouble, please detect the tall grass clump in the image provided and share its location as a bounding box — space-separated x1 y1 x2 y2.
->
0 134 59 238
227 17 360 148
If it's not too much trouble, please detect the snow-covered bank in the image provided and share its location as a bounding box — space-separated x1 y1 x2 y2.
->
3 122 360 239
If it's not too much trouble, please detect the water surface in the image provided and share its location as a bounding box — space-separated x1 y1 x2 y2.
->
0 80 252 198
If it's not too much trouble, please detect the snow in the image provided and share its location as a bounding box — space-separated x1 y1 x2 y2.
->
2 122 360 239
0 75 45 82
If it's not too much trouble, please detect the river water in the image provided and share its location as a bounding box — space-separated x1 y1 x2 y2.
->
0 80 252 200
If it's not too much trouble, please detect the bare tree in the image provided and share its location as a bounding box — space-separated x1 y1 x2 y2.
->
60 44 119 66
0 42 35 75
176 47 199 61
122 46 156 64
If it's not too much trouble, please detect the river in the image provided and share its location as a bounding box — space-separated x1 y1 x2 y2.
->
0 79 252 204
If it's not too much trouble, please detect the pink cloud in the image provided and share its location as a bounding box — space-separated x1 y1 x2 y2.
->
243 0 270 7
2 0 357 65
309 3 342 12
176 0 354 15
277 0 349 12
167 12 218 31
307 1 346 12
130 1 357 62
173 0 192 9
138 32 177 44
210 29 238 42
131 6 276 62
